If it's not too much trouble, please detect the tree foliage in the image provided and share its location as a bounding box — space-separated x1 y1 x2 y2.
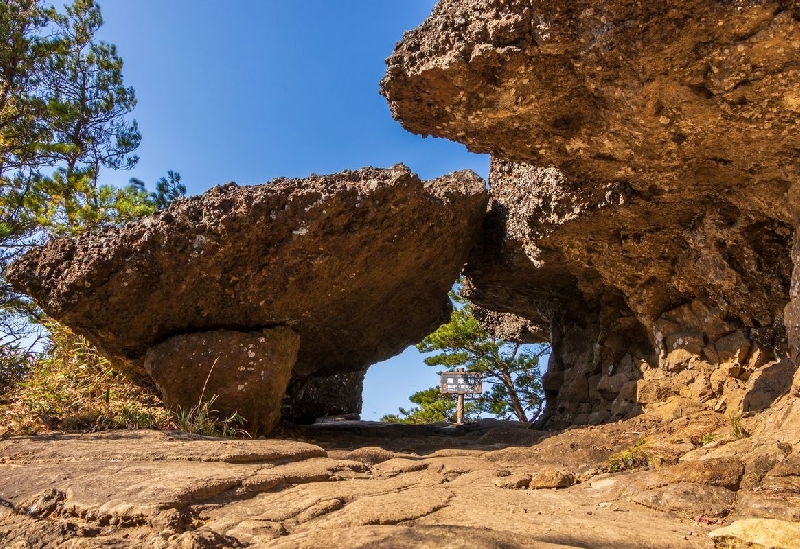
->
0 0 185 391
412 289 548 423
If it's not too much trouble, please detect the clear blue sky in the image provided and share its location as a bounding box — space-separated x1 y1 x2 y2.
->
95 1 492 420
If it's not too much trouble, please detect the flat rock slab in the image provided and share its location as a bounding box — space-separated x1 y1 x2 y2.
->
0 430 326 463
6 412 796 548
7 165 487 380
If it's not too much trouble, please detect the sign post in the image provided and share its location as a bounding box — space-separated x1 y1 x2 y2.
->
456 388 465 426
439 368 483 425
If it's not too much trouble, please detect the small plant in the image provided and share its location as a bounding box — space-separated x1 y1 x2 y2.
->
174 395 249 438
729 413 748 439
607 439 648 473
701 433 717 445
172 358 250 438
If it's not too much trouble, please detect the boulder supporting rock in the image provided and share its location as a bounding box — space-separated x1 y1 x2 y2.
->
144 327 300 435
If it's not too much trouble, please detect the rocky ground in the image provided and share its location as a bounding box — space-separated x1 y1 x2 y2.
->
2 385 799 549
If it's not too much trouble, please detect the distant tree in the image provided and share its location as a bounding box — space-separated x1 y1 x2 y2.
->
37 0 143 234
150 170 186 210
130 170 186 212
415 290 547 423
381 386 480 424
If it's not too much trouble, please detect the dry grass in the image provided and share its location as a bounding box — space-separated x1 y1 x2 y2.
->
0 320 251 438
0 320 170 437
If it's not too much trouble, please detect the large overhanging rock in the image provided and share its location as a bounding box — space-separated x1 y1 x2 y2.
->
382 1 800 425
8 165 487 431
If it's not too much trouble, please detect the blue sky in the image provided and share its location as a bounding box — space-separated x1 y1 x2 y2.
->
95 1 490 420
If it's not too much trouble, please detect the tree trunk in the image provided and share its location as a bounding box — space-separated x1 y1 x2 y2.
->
500 368 528 422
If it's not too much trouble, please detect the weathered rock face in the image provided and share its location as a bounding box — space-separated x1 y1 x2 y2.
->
382 0 800 425
8 165 487 429
144 328 300 434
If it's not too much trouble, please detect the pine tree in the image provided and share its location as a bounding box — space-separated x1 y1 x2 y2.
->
0 0 184 390
415 290 547 423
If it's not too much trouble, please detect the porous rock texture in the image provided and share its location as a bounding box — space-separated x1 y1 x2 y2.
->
144 328 300 434
382 0 800 427
7 165 487 430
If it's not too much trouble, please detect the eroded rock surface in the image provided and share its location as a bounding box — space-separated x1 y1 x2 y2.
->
382 0 800 426
7 165 487 427
2 397 798 548
145 328 300 434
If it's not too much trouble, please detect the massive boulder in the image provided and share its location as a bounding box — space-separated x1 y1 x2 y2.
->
8 165 487 432
382 0 800 425
144 328 300 434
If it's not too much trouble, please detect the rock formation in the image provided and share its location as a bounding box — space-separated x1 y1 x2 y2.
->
382 0 800 426
144 328 300 434
7 165 487 433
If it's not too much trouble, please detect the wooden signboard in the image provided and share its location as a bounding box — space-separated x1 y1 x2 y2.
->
440 371 483 395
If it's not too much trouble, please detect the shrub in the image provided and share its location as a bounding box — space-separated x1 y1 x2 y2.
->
0 320 169 435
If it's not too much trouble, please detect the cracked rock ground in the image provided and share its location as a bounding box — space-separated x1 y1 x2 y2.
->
2 383 799 549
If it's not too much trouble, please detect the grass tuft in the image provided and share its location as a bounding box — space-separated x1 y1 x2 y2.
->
729 413 748 439
607 439 649 473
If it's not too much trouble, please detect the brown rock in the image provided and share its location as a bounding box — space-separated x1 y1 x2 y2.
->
7 166 487 426
662 458 744 491
493 472 531 489
710 519 800 549
637 380 673 406
8 166 486 379
740 359 797 413
785 239 800 364
382 0 796 426
628 482 736 518
735 493 800 523
471 305 549 344
645 396 706 421
529 468 575 489
144 328 299 434
762 453 800 494
715 332 752 366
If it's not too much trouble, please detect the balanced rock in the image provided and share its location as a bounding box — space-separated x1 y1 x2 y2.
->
8 165 487 431
382 0 800 426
